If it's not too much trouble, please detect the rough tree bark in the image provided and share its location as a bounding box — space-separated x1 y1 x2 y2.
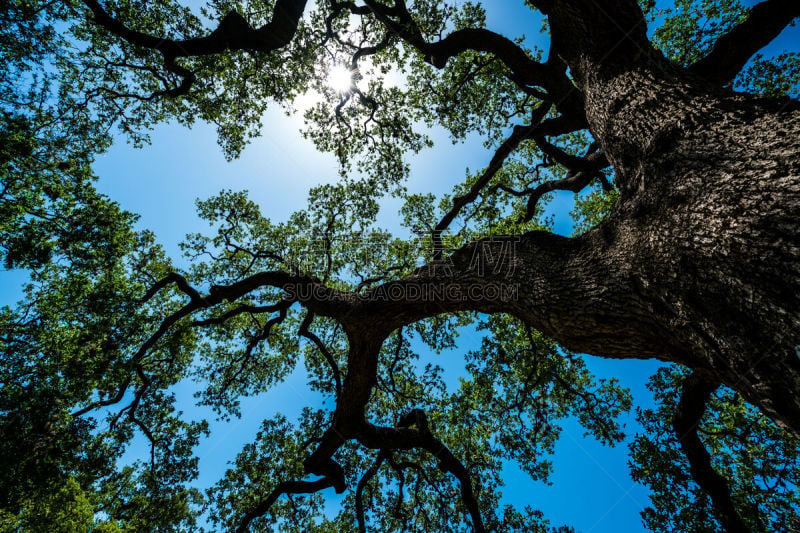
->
536 0 800 433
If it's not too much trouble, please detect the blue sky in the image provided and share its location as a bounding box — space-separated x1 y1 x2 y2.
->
2 1 799 531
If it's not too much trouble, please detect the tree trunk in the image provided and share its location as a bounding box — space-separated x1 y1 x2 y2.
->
540 0 800 432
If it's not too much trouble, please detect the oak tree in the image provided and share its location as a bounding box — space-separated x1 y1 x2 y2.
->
1 0 799 531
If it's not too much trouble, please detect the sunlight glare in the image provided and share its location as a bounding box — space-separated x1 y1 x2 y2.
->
328 65 353 93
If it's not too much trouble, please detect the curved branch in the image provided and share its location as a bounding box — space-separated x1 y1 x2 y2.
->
356 410 485 533
431 117 608 247
432 114 544 259
299 312 343 400
83 0 307 56
531 137 608 174
139 272 202 304
356 451 388 533
189 302 287 327
82 0 308 95
351 0 584 119
689 0 800 86
430 103 587 259
512 141 610 221
521 168 610 223
672 374 750 533
421 28 550 81
215 304 291 393
236 476 337 533
73 271 345 417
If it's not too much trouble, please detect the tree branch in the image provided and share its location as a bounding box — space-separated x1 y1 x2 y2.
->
236 476 337 533
139 272 202 304
689 0 800 86
672 374 750 533
430 103 586 259
72 271 345 417
357 411 486 533
189 302 287 327
299 312 343 400
432 113 545 260
81 0 308 96
531 137 608 174
356 451 388 533
523 170 601 222
349 0 584 120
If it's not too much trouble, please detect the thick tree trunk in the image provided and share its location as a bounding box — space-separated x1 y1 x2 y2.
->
595 92 800 432
540 0 800 432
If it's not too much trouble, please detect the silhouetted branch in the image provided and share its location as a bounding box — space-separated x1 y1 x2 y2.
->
673 374 751 533
358 410 486 533
356 451 388 533
432 103 552 259
520 143 610 222
82 0 308 96
299 312 343 400
332 0 584 120
689 0 800 86
236 476 338 533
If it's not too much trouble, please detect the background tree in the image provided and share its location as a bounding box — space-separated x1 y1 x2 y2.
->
1 0 799 531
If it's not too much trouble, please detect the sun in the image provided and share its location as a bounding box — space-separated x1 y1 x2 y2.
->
328 65 353 93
